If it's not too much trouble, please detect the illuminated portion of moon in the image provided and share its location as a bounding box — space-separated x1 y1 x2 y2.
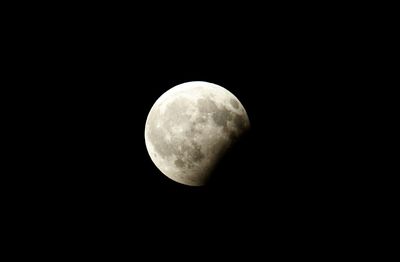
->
144 81 250 186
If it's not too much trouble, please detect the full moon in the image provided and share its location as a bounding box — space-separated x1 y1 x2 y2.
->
144 81 250 186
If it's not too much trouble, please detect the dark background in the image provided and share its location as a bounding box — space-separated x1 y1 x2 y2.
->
9 4 369 257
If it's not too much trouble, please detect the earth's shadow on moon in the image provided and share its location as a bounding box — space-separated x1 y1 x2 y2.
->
151 129 254 216
154 129 253 193
149 127 253 202
204 128 253 191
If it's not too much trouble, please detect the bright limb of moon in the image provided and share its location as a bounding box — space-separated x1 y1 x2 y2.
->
144 81 250 186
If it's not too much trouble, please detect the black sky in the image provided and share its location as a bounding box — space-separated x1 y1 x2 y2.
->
12 6 366 257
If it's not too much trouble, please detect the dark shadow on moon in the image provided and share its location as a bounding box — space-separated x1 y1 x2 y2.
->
146 126 254 220
153 128 252 197
205 128 252 190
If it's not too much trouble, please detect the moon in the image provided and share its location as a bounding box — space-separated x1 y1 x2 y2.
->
144 81 250 186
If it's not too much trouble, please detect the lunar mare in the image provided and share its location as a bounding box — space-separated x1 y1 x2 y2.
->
144 81 250 186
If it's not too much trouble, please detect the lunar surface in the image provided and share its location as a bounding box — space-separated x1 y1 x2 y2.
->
144 81 250 186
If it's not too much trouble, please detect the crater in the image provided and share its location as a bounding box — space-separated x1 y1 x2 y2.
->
175 159 185 168
230 98 239 109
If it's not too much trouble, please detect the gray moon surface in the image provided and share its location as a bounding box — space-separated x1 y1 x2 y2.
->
144 81 250 186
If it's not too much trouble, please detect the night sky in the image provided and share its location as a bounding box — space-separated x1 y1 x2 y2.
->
32 42 345 247
13 6 363 257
